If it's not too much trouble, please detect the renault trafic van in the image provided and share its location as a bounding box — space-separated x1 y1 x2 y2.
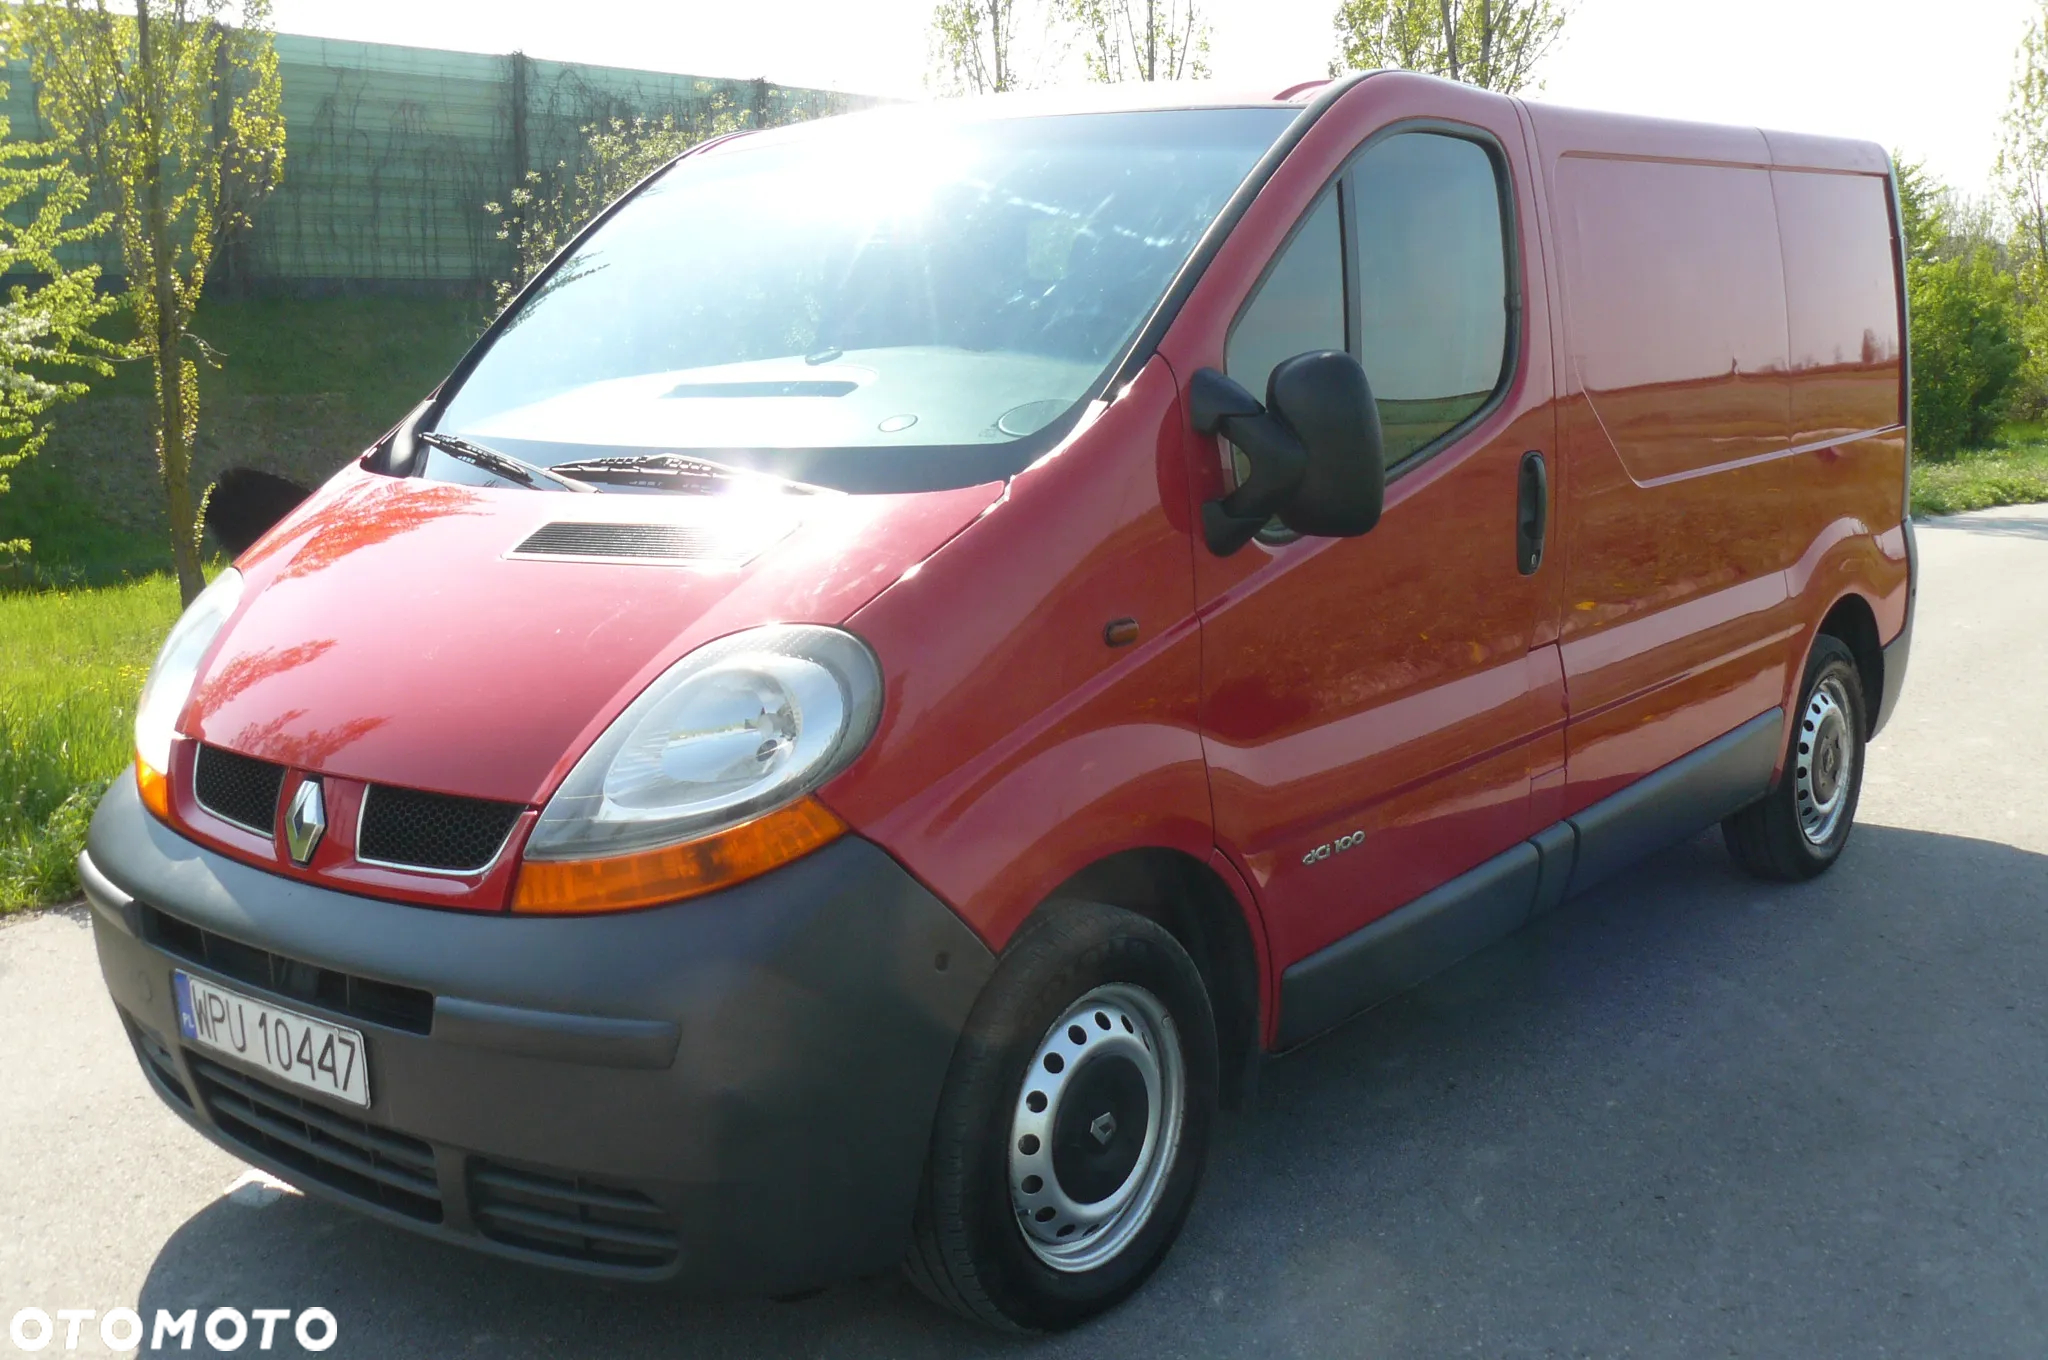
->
82 72 1914 1330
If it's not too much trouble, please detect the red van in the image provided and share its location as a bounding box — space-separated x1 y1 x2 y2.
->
82 73 1914 1330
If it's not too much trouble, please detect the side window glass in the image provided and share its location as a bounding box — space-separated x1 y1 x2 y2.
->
1226 190 1344 402
1350 133 1509 463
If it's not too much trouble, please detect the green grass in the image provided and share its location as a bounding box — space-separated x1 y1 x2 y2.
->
86 294 488 409
0 461 173 589
0 295 481 905
1911 440 2048 517
0 574 180 913
0 294 483 589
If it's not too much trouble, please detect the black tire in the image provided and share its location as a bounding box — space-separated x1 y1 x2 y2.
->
904 900 1218 1332
1723 634 1868 881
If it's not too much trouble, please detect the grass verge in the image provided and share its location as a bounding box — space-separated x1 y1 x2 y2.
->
0 294 483 589
1 574 179 913
1912 441 2048 517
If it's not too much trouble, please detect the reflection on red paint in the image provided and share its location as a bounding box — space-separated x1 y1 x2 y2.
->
222 710 390 769
190 639 335 717
274 478 488 583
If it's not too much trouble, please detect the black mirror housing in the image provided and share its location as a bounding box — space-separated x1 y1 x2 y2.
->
1266 350 1384 539
1189 352 1385 555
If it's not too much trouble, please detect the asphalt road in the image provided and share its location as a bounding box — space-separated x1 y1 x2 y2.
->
5 505 2048 1359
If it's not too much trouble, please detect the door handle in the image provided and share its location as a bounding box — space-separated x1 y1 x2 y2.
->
1516 451 1548 576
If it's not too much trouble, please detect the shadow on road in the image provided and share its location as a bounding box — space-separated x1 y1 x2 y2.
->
134 823 2048 1359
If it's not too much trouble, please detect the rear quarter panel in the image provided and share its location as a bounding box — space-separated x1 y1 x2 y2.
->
1528 104 1908 809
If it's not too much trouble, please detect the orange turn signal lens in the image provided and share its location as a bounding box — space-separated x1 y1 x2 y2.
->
510 797 847 915
135 753 172 822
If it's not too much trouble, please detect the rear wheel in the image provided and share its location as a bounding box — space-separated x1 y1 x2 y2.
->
905 901 1217 1331
1723 634 1868 880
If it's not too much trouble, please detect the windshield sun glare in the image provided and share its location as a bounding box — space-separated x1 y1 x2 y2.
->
431 107 1296 494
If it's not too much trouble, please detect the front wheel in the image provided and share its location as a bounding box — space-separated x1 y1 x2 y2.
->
1723 633 1868 880
904 901 1218 1331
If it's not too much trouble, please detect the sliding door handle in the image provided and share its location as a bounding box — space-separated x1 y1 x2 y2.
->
1516 450 1548 576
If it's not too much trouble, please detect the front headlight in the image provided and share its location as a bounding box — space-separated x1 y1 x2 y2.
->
134 568 244 778
514 625 883 913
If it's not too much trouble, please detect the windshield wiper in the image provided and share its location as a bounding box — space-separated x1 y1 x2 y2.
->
417 431 596 493
546 452 831 495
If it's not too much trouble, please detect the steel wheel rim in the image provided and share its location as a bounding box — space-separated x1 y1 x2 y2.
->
1794 675 1854 847
1007 982 1185 1273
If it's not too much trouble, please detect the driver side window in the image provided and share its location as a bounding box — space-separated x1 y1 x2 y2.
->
1226 189 1345 403
1224 129 1513 475
1223 191 1345 525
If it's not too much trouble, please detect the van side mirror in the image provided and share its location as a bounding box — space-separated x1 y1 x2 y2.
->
1190 352 1385 556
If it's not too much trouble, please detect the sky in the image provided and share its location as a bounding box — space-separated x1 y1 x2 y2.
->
267 0 2038 197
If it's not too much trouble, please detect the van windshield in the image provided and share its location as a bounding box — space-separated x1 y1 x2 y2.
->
431 106 1296 493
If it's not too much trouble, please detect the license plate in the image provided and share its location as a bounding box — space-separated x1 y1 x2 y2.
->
174 971 370 1108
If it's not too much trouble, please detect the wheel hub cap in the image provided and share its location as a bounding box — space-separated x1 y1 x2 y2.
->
1793 676 1855 847
1051 1054 1150 1203
1008 983 1185 1272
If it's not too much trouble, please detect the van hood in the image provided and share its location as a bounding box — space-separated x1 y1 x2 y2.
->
187 465 1001 804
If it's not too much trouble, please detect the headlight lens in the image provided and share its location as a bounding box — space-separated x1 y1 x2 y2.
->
524 624 883 861
134 568 244 772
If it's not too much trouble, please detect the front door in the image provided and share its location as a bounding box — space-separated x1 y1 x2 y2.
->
1173 85 1563 975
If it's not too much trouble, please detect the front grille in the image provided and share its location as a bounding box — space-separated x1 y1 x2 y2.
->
193 744 285 834
193 1057 443 1222
142 905 433 1034
358 785 523 873
512 520 776 564
469 1159 679 1268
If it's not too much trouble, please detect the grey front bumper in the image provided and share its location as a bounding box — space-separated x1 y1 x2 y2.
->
83 771 994 1293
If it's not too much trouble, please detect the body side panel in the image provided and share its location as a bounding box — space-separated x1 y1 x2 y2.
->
1526 103 1905 815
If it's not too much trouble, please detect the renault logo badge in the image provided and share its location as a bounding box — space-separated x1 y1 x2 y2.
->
284 779 326 866
1089 1111 1117 1146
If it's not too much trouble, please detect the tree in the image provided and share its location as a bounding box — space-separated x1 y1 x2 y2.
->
1907 248 2025 457
1996 8 2048 419
0 75 123 562
1893 154 2032 440
1892 154 1943 264
1889 155 2000 262
487 104 750 311
1330 0 1568 93
10 0 285 605
929 0 1066 94
1065 0 1212 83
2000 4 2048 281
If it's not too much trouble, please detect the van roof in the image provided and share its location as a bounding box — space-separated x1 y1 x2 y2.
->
740 73 1889 179
893 80 1331 117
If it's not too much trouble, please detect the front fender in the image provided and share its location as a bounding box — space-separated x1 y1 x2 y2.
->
822 357 1211 951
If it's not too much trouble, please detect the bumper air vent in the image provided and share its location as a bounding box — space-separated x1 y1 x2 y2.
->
127 1018 191 1108
141 904 433 1035
192 1056 443 1222
509 519 786 566
468 1159 680 1269
193 744 286 835
357 784 523 874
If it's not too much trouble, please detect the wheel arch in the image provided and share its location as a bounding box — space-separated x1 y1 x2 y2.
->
1037 848 1265 1109
1815 591 1884 736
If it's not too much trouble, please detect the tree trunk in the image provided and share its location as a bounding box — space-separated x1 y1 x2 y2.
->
137 0 204 606
992 0 1007 92
1476 0 1495 88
